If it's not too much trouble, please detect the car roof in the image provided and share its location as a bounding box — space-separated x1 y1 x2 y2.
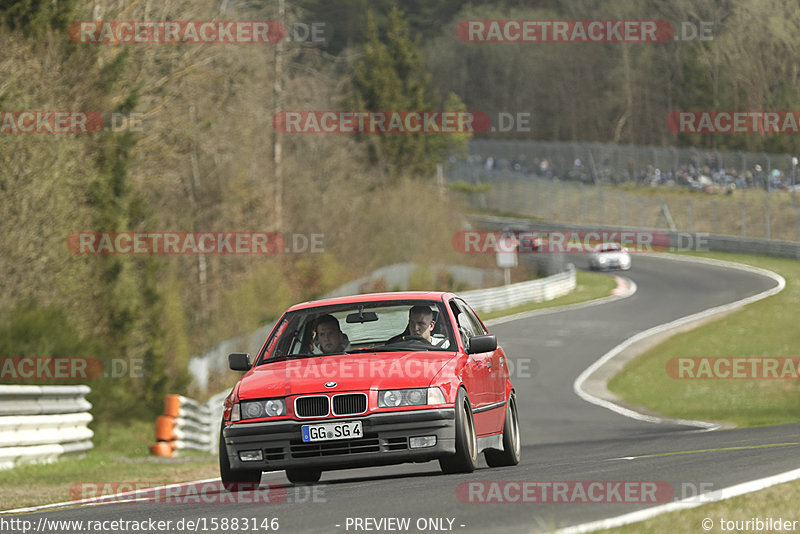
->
287 291 455 312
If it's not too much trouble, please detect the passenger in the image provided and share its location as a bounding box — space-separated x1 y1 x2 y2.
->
314 314 350 353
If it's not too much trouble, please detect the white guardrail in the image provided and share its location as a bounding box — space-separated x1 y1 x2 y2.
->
0 385 94 469
151 391 228 456
459 264 576 313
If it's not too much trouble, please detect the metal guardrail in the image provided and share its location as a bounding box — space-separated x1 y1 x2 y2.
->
460 265 576 313
151 391 228 456
0 385 93 469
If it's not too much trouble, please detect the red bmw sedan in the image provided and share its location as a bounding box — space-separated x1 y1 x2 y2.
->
220 291 520 488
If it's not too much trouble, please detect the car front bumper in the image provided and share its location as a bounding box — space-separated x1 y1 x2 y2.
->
591 258 630 270
222 408 456 472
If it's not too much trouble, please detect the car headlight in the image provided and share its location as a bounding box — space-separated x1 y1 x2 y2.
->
598 256 608 263
378 387 444 407
238 398 286 420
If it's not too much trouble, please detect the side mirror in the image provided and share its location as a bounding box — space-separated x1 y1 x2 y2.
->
229 353 252 371
467 335 497 354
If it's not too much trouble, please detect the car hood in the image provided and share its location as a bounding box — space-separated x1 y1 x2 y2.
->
237 351 458 399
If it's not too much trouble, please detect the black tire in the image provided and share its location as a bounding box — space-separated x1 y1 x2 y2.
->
484 392 521 467
285 468 322 484
219 426 262 492
439 388 478 474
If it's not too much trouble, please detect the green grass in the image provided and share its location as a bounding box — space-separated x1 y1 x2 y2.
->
595 478 800 534
0 420 218 512
608 251 800 427
480 269 620 320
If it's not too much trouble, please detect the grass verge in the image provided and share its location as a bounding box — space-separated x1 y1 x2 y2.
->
0 420 218 512
607 251 800 427
596 478 800 534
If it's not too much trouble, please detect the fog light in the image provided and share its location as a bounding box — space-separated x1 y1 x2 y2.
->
409 436 436 448
239 450 263 462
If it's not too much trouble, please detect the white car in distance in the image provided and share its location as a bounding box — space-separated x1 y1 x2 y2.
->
589 242 631 271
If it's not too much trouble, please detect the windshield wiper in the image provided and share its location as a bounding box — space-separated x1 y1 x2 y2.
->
377 345 434 352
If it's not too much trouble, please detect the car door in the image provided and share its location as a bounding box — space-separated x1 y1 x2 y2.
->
455 299 507 435
458 301 505 405
448 298 488 411
450 298 499 435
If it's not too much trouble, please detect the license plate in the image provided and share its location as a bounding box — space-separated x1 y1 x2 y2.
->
301 421 362 442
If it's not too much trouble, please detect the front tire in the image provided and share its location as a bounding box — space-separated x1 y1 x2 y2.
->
285 468 322 484
439 388 478 474
484 392 521 467
219 426 262 491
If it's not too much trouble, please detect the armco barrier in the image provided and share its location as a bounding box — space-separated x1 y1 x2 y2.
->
460 265 576 313
0 385 93 469
151 391 228 457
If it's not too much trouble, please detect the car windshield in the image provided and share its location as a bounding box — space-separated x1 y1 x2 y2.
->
257 300 456 363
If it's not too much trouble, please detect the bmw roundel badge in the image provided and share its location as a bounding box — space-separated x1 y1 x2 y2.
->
324 381 337 388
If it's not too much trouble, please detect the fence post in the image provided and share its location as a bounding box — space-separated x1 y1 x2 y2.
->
765 203 771 240
660 198 677 231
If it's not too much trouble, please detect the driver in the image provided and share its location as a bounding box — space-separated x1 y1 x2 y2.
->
388 305 449 348
408 305 436 342
314 314 350 353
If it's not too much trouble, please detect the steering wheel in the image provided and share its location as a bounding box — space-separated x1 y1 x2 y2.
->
387 335 433 345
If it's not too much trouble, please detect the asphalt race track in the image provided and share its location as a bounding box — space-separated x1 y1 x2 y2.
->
9 255 800 533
